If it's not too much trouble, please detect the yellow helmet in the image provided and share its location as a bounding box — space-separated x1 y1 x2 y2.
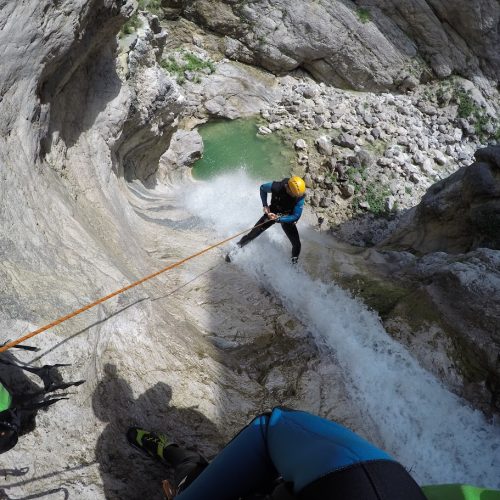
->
288 176 306 197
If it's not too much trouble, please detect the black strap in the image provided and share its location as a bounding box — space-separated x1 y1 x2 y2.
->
0 359 84 392
1 340 39 351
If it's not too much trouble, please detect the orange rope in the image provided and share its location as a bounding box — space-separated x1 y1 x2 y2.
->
0 221 268 353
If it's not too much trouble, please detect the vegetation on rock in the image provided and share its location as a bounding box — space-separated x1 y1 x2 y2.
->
161 50 216 84
138 0 163 15
120 13 142 36
356 7 371 23
120 0 163 37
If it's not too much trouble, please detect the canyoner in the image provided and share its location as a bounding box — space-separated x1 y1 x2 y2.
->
226 177 307 264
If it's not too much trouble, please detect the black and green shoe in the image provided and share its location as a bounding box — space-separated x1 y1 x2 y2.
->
126 426 173 463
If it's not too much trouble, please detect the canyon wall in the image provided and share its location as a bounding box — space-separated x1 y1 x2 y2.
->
168 0 500 91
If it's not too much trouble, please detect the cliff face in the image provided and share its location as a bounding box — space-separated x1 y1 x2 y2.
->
173 0 500 90
314 147 500 415
1 0 499 496
384 146 500 254
0 2 340 497
379 146 500 412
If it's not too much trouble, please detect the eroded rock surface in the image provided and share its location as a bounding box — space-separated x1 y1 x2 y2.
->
1 0 499 497
384 146 500 253
173 0 500 90
0 2 353 498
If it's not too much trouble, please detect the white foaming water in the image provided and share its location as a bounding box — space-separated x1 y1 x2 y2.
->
182 172 500 488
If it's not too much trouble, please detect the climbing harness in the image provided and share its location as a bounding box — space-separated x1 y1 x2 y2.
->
0 221 269 353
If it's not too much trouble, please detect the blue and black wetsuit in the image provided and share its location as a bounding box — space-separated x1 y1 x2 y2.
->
167 408 425 499
237 179 305 259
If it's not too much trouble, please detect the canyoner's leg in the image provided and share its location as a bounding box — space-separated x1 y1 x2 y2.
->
237 215 275 248
163 444 208 489
264 408 425 500
280 223 301 260
172 408 426 499
175 414 279 500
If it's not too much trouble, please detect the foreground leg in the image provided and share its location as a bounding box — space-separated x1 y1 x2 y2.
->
265 408 425 499
176 415 278 500
280 223 301 260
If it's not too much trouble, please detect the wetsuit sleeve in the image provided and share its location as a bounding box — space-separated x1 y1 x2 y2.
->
278 197 305 223
260 183 273 207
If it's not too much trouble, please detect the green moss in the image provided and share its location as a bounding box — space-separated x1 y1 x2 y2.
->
138 0 162 15
452 336 488 383
183 52 216 73
120 13 142 36
380 286 492 394
474 113 490 138
456 89 475 118
161 55 183 75
161 50 215 84
368 139 387 156
356 7 371 23
364 184 391 215
390 289 446 332
337 274 408 318
450 85 498 142
346 166 367 194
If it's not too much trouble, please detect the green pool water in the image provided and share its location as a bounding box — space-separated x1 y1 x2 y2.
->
192 118 294 181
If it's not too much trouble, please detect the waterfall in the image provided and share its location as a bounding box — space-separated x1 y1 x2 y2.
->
182 171 500 488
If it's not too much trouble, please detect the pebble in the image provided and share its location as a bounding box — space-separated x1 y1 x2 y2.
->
340 184 355 198
433 150 447 165
295 139 307 150
255 73 490 227
334 133 357 149
315 136 333 155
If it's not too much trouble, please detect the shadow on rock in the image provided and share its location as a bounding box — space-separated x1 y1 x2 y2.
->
93 363 223 500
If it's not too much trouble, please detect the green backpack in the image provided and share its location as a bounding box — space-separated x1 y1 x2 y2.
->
0 381 12 413
422 484 500 500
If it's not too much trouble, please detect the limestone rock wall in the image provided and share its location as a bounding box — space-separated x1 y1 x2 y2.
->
383 146 500 254
115 14 184 185
0 2 343 497
175 0 500 91
367 147 500 413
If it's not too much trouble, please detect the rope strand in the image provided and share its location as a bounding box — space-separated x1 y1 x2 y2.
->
0 220 268 353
